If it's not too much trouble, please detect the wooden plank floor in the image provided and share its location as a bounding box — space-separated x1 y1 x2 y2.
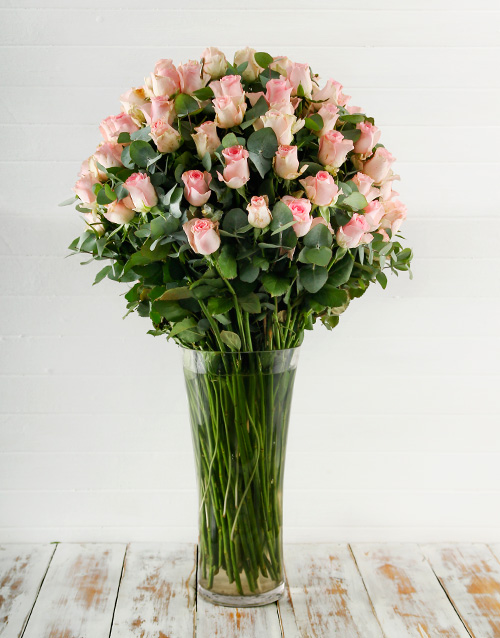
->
2 543 500 637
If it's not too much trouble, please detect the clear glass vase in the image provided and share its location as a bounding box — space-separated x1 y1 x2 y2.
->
183 347 300 607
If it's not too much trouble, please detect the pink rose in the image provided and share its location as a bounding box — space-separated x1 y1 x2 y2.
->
181 170 212 207
246 195 272 228
380 199 407 236
379 180 399 201
363 200 385 231
124 173 158 212
150 120 182 153
178 60 207 95
347 105 363 115
217 145 250 189
234 47 262 82
202 47 227 79
287 62 313 98
210 75 245 106
336 213 370 249
120 87 150 124
90 142 123 180
192 121 221 158
183 218 220 255
99 113 139 142
300 171 340 207
274 145 300 179
352 172 380 203
150 59 181 97
312 79 351 107
318 131 354 169
363 147 395 184
103 199 136 224
317 103 339 137
213 96 246 128
282 196 313 237
354 121 381 157
150 96 176 125
265 78 293 107
260 110 302 146
73 173 97 204
269 56 291 77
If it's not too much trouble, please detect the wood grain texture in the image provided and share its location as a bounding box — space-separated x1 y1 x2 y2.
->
110 543 196 638
0 544 55 638
196 597 282 637
22 543 125 638
351 543 470 638
283 544 384 638
423 544 500 637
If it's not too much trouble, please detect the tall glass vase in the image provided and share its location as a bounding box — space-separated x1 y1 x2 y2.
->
183 347 300 607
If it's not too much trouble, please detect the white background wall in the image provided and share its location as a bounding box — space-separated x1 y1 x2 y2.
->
0 0 499 543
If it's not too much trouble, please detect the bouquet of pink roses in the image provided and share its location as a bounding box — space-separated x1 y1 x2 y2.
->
65 46 412 352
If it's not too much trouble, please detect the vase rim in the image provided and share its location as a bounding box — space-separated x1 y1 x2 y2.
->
179 345 301 355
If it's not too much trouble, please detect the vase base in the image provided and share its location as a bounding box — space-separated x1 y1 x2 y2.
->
197 581 285 608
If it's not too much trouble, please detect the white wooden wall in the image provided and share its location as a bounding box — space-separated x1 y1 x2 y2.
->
0 0 499 543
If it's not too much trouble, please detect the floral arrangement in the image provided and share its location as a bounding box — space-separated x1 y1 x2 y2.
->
65 47 412 352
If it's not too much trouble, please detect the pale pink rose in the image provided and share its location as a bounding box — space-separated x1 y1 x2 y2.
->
317 103 339 136
90 142 123 180
135 101 152 125
347 105 363 114
363 200 385 231
247 195 272 228
192 121 221 158
183 218 220 255
274 145 300 179
312 79 351 107
73 173 97 204
260 110 303 146
379 179 399 201
79 158 91 176
352 172 380 203
269 56 291 77
120 87 149 124
217 145 250 189
282 195 313 237
354 121 381 156
210 75 245 105
150 120 182 153
336 213 370 248
83 212 105 236
213 96 246 128
287 62 313 98
265 78 293 107
181 170 212 207
202 47 227 79
150 59 181 97
234 47 262 82
300 171 340 207
103 199 136 224
246 91 265 107
380 199 407 235
318 130 354 169
178 60 207 95
99 113 139 142
124 173 158 212
363 147 395 184
150 96 176 125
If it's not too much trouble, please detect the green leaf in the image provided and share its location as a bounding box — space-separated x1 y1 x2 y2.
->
248 152 271 179
169 317 198 338
304 223 333 248
124 239 170 272
254 51 274 69
238 293 261 313
207 296 234 315
220 330 241 351
218 245 237 279
376 271 388 289
341 192 368 211
339 113 366 123
222 208 248 233
150 215 179 240
104 183 117 202
152 300 191 321
117 132 131 144
304 114 324 132
222 132 239 148
299 246 332 266
340 129 361 142
201 152 212 171
96 187 114 205
121 145 134 169
93 265 112 285
247 127 279 158
270 201 293 232
328 253 354 287
299 265 328 293
396 248 413 262
239 261 260 283
174 93 199 117
261 273 290 297
241 96 269 129
158 286 192 301
129 140 158 168
192 86 214 101
163 185 184 217
59 195 77 207
130 126 152 141
312 285 348 308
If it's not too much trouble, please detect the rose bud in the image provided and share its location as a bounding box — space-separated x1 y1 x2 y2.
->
89 142 123 180
83 212 105 236
352 172 380 203
192 121 221 158
178 60 207 95
336 213 370 249
300 171 340 207
202 46 228 79
234 47 263 82
210 74 245 106
318 130 354 169
150 120 182 153
99 113 139 142
217 145 250 189
282 196 313 237
260 110 303 146
312 78 351 107
265 78 293 107
354 121 381 157
317 103 339 137
213 96 246 128
124 173 158 213
150 96 176 125
247 196 272 229
103 199 136 225
73 173 98 204
287 62 313 98
149 59 181 97
380 199 407 235
274 145 300 179
183 218 220 255
182 170 212 207
363 147 396 184
363 200 385 231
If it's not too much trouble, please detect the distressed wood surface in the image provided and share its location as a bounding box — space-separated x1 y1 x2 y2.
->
351 543 471 638
423 543 500 638
196 596 282 637
110 543 196 638
283 543 384 638
0 544 55 638
22 543 125 638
